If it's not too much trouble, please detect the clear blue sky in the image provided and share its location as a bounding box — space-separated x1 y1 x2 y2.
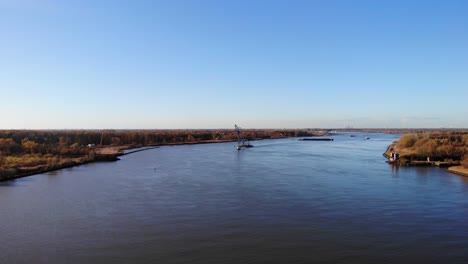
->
1 0 467 129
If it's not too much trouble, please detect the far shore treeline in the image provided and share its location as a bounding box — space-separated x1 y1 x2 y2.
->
0 128 320 154
0 129 322 180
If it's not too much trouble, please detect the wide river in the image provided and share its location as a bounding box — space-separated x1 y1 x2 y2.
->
1 133 468 263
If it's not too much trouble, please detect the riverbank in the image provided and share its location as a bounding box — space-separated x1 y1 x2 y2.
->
0 145 161 182
447 166 468 177
1 131 328 182
384 131 468 177
0 140 260 182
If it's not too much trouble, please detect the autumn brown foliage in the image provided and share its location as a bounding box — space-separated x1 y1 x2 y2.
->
397 133 417 148
396 131 468 161
462 155 468 169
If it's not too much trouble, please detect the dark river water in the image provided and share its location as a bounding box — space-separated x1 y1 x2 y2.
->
1 133 468 264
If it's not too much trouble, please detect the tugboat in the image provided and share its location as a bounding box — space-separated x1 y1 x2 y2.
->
235 124 254 150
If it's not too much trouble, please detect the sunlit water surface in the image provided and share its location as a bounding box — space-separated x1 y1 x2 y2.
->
1 133 468 263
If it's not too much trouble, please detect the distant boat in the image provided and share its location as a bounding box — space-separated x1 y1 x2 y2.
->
350 135 356 137
236 144 254 150
298 138 334 141
365 137 370 140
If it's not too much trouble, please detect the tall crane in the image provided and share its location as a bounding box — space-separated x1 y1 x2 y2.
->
234 124 253 150
235 124 245 146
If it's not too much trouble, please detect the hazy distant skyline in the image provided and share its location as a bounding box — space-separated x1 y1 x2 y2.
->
1 0 467 129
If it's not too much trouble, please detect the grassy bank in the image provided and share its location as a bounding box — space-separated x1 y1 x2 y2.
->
384 131 468 176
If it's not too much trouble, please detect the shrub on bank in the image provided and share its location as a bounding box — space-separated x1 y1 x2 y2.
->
394 131 468 163
0 168 18 180
398 133 417 148
462 156 468 169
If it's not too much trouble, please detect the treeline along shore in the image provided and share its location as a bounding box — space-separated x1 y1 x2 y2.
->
0 129 326 181
384 131 468 176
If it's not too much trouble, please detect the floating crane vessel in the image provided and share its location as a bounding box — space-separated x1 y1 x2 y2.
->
235 124 254 150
